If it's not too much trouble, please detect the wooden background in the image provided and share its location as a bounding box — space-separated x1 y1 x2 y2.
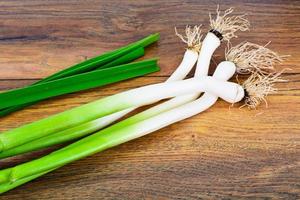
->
0 0 299 199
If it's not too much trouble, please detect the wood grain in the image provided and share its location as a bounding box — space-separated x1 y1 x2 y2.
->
0 0 300 199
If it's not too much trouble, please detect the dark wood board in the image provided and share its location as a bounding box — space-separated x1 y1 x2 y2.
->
0 0 299 199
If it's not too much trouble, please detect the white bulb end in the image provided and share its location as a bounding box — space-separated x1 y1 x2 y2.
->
213 61 236 80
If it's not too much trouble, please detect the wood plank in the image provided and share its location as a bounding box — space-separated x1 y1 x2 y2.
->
0 0 299 79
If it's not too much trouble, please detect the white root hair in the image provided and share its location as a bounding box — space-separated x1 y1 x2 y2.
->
175 25 203 52
209 6 250 42
241 71 287 109
226 41 285 74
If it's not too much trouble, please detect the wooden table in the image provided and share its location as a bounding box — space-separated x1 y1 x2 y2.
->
0 1 299 199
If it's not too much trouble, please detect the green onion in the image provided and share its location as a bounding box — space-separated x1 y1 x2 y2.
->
0 118 110 158
0 48 201 158
0 92 184 158
0 169 52 194
0 50 150 110
99 47 145 69
42 33 159 82
0 33 159 116
0 75 245 189
0 47 144 117
0 68 277 193
0 59 159 152
0 75 243 154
